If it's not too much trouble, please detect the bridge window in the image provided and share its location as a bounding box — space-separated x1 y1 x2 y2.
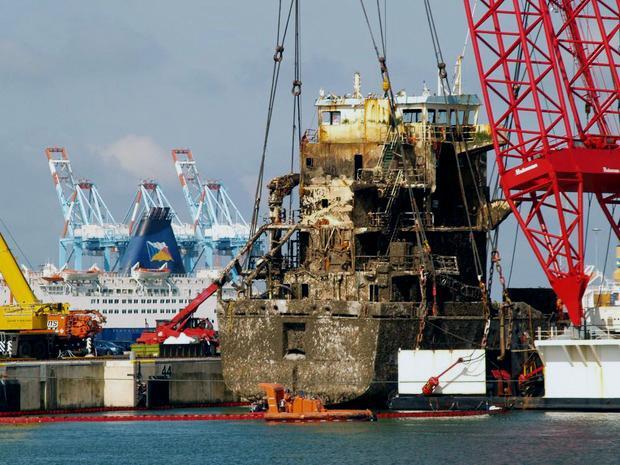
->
437 109 448 124
453 109 468 125
402 109 423 123
321 111 341 125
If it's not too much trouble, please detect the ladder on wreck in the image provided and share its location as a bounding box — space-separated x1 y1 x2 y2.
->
369 170 403 227
383 170 403 216
378 129 403 171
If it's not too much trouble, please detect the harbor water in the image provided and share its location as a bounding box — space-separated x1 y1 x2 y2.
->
1 410 619 464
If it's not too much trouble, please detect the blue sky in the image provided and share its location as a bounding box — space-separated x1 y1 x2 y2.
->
0 1 615 288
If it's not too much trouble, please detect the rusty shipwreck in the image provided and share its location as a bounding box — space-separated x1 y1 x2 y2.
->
216 75 544 405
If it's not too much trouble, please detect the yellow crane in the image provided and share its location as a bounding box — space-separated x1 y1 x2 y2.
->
0 231 103 358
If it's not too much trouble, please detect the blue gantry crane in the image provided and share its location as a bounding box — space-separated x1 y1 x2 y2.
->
45 147 130 271
172 149 250 269
46 147 249 274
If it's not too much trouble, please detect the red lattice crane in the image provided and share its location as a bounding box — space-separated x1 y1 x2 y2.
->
464 0 619 325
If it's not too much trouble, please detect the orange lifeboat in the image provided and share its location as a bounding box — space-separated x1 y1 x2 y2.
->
258 383 374 422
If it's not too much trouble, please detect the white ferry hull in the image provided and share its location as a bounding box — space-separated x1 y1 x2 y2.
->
0 271 223 344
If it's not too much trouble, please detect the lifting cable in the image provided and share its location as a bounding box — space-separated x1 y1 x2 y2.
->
423 0 538 324
376 0 387 60
288 0 302 224
360 1 438 346
359 0 397 119
422 0 485 284
361 0 436 283
493 2 538 289
422 0 518 350
249 0 295 240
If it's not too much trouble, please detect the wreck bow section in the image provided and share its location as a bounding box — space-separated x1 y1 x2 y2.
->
218 78 533 404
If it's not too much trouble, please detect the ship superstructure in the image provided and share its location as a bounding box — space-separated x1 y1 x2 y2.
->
217 76 542 404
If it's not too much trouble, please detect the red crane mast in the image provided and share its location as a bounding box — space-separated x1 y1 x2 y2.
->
464 0 620 325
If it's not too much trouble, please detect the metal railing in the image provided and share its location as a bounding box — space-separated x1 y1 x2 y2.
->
536 324 620 341
367 211 434 229
357 168 426 186
355 254 458 274
405 123 479 143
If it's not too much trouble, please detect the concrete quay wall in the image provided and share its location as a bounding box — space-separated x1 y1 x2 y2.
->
0 357 237 411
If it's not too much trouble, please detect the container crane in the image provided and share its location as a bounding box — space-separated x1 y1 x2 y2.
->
45 147 129 271
464 0 619 325
172 149 250 268
0 230 103 358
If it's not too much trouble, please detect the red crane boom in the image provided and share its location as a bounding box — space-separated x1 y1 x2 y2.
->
464 0 620 325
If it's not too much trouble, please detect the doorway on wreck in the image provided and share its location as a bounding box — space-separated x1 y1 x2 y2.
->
283 321 306 360
392 275 420 302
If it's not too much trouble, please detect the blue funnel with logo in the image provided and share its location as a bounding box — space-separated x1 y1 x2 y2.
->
119 207 186 274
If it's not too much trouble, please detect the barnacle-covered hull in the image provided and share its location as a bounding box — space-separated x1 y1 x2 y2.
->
218 299 542 404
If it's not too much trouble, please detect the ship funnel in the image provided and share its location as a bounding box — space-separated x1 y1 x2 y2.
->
118 207 186 275
353 72 361 99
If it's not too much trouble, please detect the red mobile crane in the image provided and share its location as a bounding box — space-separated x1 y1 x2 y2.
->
135 282 219 346
464 0 619 325
135 224 266 347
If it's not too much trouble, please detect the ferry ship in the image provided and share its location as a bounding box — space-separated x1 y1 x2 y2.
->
0 207 227 346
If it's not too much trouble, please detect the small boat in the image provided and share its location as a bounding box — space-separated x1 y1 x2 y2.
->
37 263 64 282
42 273 64 283
130 263 171 280
61 265 102 281
258 383 374 422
